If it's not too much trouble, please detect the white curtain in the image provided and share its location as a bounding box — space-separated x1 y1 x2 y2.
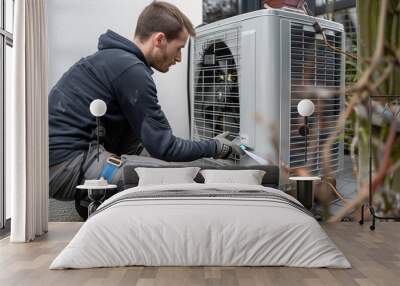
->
7 0 49 242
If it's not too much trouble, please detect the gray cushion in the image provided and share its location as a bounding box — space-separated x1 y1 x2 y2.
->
122 164 279 189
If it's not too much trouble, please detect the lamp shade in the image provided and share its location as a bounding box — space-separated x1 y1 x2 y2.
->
90 99 107 117
297 99 315 117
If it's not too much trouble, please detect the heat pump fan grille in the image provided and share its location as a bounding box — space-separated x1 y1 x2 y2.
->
192 28 240 148
289 23 343 176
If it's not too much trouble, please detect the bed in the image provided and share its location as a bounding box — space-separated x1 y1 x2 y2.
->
50 165 351 269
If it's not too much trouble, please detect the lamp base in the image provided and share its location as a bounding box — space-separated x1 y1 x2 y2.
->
297 181 313 209
289 176 321 210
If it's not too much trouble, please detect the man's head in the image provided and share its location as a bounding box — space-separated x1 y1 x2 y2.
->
134 1 196 73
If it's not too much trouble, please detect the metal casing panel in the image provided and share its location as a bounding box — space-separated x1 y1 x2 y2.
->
251 15 282 165
195 9 343 34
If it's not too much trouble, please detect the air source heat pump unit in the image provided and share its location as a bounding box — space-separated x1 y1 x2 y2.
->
190 8 345 180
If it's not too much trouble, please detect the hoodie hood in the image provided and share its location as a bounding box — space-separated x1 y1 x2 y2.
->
98 29 150 68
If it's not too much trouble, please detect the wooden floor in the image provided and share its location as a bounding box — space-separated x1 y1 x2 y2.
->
0 222 399 286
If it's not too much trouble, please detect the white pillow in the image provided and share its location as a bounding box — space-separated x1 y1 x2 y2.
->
200 169 266 185
135 167 201 186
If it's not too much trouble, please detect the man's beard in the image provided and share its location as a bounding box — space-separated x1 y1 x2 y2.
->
155 65 169 73
152 50 171 73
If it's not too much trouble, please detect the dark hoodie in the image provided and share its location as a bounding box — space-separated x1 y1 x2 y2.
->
49 30 217 166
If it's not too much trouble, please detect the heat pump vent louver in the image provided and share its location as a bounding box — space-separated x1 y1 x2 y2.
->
192 28 241 145
289 23 343 176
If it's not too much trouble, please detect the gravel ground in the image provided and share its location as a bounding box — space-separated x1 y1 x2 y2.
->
49 198 83 222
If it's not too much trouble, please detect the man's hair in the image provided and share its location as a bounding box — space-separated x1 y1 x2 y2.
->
135 1 196 41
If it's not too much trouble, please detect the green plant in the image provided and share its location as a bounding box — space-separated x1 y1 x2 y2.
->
328 0 400 221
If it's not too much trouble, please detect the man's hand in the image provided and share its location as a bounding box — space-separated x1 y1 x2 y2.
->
213 132 243 159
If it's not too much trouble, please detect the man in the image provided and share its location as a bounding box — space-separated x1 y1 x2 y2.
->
49 1 241 203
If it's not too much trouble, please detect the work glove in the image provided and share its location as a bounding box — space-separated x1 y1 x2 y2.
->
213 131 243 159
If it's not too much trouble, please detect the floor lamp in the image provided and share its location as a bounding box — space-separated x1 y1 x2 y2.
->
76 99 117 217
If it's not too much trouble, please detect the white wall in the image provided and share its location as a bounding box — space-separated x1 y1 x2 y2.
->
47 0 202 139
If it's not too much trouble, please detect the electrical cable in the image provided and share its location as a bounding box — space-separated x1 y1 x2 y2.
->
301 1 357 61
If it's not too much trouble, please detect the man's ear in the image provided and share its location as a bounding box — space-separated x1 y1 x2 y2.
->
153 32 167 48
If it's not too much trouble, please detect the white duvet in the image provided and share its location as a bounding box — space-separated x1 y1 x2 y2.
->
50 183 351 269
